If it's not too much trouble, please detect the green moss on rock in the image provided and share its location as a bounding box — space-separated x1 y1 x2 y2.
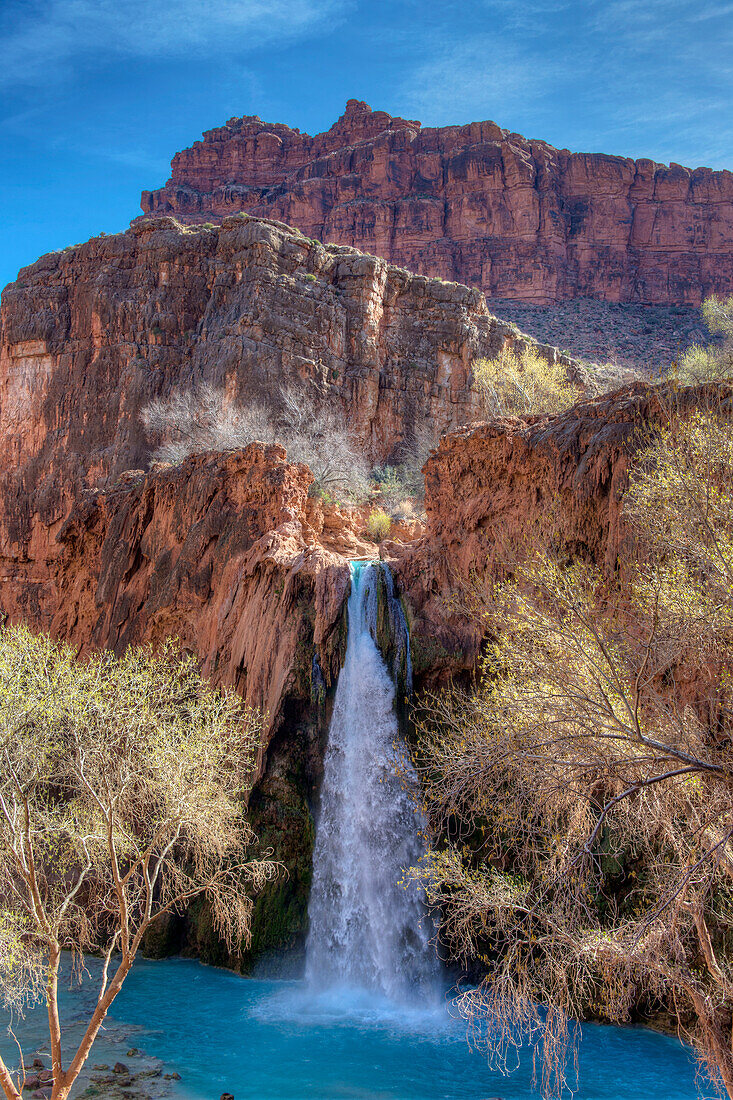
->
243 768 315 967
371 564 411 697
410 632 456 679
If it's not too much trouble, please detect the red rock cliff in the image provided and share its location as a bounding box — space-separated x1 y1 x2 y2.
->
2 213 581 689
46 444 353 730
141 100 733 306
395 383 685 681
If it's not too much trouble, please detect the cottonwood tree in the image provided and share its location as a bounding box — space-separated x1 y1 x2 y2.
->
411 391 733 1098
0 629 278 1100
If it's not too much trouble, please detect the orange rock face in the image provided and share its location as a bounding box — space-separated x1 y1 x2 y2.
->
44 444 354 735
0 212 578 638
141 100 733 306
395 384 674 681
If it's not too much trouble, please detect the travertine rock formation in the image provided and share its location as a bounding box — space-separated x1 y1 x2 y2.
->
0 212 577 634
394 383 680 681
47 444 354 726
141 99 733 306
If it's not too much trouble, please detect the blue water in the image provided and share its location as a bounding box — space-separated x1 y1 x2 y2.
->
3 957 709 1100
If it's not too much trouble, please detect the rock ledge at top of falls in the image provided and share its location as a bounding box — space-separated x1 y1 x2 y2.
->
29 442 369 735
0 212 581 637
140 99 733 306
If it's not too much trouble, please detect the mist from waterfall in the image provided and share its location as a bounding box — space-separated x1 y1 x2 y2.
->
305 561 439 1002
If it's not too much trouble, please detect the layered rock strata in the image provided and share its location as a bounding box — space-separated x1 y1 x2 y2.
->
0 212 576 634
0 213 660 965
141 99 733 306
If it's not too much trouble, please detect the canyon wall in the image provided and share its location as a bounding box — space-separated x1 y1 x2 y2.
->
2 212 578 637
141 99 733 306
394 383 677 682
0 209 667 965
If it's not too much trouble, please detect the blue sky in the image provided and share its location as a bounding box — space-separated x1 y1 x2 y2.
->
2 0 733 290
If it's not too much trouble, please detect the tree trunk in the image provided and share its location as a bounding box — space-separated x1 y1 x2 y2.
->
0 1059 21 1100
52 955 134 1100
46 944 63 1094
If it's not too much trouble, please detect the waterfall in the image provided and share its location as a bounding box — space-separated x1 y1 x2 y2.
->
305 561 439 1002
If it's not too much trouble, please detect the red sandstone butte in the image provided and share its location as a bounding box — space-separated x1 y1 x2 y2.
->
140 100 733 307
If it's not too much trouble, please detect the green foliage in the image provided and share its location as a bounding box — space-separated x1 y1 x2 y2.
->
371 463 419 515
245 781 315 963
412 398 733 1097
0 627 278 1097
366 508 391 542
625 404 733 630
304 272 317 283
371 465 402 494
370 424 438 518
673 295 733 383
409 633 454 678
472 345 581 417
308 484 335 505
702 295 733 336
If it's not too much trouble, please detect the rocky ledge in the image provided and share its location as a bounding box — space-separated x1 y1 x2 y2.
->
395 382 697 682
0 212 578 632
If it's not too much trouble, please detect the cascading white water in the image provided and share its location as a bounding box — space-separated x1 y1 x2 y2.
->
305 561 439 1002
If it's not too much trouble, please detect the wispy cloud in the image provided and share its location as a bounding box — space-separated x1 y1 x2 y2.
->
0 0 351 88
394 0 733 167
398 35 567 131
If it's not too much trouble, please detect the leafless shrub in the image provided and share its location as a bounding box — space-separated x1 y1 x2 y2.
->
390 498 418 525
142 382 274 464
142 381 370 499
277 386 370 499
581 357 645 392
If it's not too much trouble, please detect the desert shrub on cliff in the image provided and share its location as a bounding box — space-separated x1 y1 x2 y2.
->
277 385 370 499
674 295 733 384
0 630 278 1100
142 382 274 463
371 422 438 517
142 382 370 499
366 508 391 542
411 397 733 1098
472 345 581 417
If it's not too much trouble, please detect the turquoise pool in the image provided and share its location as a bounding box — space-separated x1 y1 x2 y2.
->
2 957 709 1100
